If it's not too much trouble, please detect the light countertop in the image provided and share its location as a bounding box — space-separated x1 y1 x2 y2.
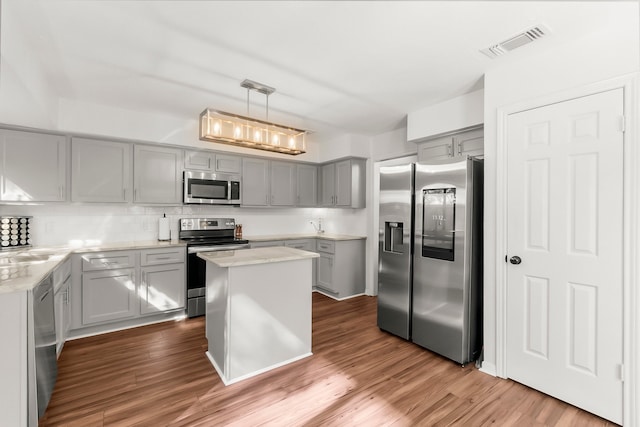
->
0 240 186 295
245 233 366 242
198 246 319 268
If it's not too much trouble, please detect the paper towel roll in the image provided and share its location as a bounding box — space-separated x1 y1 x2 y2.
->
158 216 170 241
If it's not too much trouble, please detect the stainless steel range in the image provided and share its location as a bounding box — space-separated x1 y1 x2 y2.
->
179 218 249 317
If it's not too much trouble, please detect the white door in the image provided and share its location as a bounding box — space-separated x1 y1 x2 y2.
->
506 88 624 423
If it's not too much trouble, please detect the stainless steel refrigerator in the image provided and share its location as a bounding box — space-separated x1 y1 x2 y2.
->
377 157 483 365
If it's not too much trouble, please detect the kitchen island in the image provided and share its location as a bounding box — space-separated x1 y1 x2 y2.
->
198 246 319 385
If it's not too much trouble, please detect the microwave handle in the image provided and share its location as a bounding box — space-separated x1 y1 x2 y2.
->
227 181 232 200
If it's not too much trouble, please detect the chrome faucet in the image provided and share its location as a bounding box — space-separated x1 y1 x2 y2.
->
310 218 324 234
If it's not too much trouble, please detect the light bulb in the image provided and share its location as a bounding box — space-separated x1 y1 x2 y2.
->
234 125 242 139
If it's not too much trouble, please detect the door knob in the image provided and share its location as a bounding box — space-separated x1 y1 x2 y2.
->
509 256 522 265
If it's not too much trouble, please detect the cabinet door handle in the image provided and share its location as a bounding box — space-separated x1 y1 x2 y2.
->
134 188 137 200
123 188 126 200
208 158 212 170
447 144 453 157
457 142 462 155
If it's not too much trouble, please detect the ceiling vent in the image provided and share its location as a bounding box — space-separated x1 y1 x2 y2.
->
481 25 550 59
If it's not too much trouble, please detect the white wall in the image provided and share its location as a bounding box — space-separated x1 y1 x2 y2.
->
371 127 416 162
0 204 368 248
0 1 60 128
481 7 640 376
407 89 484 143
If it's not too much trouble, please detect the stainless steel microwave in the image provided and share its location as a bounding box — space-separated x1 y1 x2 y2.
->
183 171 241 205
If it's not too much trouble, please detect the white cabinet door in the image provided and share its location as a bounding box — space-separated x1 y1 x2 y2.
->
0 130 67 201
270 161 296 206
139 263 185 315
71 137 131 202
242 158 269 206
296 164 317 207
134 145 182 204
82 269 136 325
320 163 335 206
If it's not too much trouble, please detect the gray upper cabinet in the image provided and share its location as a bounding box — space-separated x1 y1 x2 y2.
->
214 154 242 174
71 137 131 203
296 164 317 207
320 163 336 207
242 157 269 206
320 158 366 208
417 127 484 162
184 150 214 171
133 145 182 204
0 129 67 202
184 150 242 174
270 161 296 206
454 128 484 158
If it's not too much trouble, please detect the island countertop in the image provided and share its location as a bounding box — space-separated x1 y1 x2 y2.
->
197 246 319 268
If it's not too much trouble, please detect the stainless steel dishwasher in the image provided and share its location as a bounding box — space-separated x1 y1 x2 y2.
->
32 274 58 419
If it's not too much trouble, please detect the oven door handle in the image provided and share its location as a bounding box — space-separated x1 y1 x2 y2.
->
188 244 250 254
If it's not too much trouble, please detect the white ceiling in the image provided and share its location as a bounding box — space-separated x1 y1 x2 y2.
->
4 1 636 140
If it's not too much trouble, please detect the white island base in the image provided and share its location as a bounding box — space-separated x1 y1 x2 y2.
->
199 247 318 385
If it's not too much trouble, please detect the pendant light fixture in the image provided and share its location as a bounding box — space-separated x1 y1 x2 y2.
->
199 79 307 155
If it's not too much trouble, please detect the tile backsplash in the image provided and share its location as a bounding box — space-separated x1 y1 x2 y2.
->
0 204 367 247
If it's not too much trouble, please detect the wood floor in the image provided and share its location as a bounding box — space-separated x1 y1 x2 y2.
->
42 293 615 426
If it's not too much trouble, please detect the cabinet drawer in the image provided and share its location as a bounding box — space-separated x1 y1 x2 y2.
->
316 240 335 254
285 239 315 251
81 252 136 271
140 247 185 266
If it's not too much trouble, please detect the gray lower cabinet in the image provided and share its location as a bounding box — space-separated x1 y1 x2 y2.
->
315 239 365 298
82 268 136 325
0 129 67 202
74 247 186 330
71 137 132 203
285 239 316 286
133 144 182 204
139 247 186 315
139 264 185 315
